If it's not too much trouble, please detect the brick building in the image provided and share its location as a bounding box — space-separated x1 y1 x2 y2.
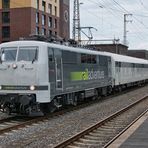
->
88 43 128 55
0 0 70 43
128 50 148 60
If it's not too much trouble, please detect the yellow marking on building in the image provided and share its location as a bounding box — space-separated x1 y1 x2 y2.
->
0 0 59 17
0 0 2 9
10 0 31 8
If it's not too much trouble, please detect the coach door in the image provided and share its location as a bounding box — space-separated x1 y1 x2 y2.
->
54 49 63 90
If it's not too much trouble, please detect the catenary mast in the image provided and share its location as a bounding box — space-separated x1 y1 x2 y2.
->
73 0 81 43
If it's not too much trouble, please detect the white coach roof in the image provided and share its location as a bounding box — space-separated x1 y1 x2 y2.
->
102 51 148 64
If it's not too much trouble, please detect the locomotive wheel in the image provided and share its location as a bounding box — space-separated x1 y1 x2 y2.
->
73 96 78 106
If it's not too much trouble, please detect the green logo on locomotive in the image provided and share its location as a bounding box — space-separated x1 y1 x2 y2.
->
71 69 104 81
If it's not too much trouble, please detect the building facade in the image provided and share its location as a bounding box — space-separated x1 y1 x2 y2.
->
128 50 148 60
88 44 128 55
0 0 70 43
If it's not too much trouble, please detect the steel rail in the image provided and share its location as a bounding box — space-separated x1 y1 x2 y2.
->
104 108 148 148
0 116 40 135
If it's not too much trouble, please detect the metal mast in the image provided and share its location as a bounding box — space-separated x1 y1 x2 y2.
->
123 14 132 46
73 0 81 43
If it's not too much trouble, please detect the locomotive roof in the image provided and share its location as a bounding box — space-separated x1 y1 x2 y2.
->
1 40 148 65
0 40 111 56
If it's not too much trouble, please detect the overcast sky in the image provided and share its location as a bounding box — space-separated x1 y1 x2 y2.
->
70 0 148 49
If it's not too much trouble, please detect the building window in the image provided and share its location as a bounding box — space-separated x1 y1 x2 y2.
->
54 19 57 28
36 0 39 9
55 32 57 36
42 28 46 35
36 27 40 35
42 1 46 12
2 12 10 23
54 6 57 16
48 30 52 36
36 12 39 24
48 17 52 28
2 0 10 9
48 4 52 14
42 14 46 25
2 26 10 38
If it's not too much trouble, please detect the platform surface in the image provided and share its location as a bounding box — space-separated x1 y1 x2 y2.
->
107 111 148 148
120 117 148 148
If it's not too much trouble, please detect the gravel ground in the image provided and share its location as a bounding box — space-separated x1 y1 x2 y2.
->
0 86 148 148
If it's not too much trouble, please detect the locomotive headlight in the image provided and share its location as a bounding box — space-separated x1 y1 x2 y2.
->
12 64 17 69
30 85 35 91
0 86 2 90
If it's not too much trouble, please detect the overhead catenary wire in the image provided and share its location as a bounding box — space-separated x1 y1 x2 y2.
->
87 0 148 45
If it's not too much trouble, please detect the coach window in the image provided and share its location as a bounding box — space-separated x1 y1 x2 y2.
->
132 63 135 68
81 54 87 63
119 62 121 67
119 62 121 72
92 55 97 64
115 61 118 67
99 56 107 66
87 55 91 63
115 62 121 72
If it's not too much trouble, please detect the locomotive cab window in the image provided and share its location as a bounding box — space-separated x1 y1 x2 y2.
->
1 47 17 62
17 47 38 62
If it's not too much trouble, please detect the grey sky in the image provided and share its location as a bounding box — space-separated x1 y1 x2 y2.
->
70 0 148 49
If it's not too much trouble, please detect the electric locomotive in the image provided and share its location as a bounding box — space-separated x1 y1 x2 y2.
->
0 41 112 115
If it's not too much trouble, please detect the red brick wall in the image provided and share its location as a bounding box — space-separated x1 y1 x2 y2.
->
59 0 70 40
88 44 128 55
128 50 148 60
10 7 32 41
0 9 2 42
0 7 60 43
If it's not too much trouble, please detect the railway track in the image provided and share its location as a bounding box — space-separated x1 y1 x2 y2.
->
0 116 40 135
0 86 146 136
54 95 148 148
0 102 103 135
0 86 147 136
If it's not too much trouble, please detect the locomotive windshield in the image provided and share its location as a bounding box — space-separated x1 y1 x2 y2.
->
0 46 38 62
17 47 38 62
1 47 17 62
